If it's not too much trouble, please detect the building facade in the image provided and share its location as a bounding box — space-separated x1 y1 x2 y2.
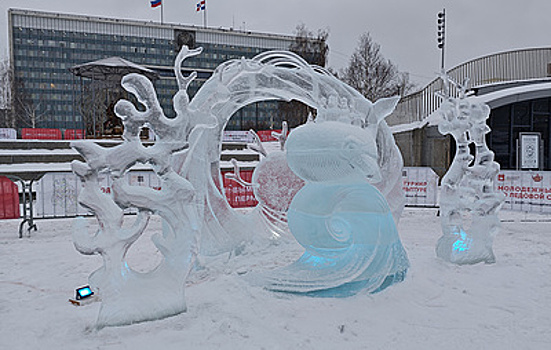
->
389 48 551 172
8 9 298 133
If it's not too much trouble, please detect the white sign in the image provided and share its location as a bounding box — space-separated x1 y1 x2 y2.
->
402 167 440 207
495 170 551 213
520 133 540 169
222 130 253 143
35 171 161 217
0 128 17 139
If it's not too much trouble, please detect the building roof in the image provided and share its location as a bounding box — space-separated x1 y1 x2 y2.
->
69 56 159 81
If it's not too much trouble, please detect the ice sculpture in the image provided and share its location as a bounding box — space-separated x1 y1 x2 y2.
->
257 112 409 296
224 124 306 238
432 73 505 265
72 45 410 328
71 47 205 328
173 50 407 244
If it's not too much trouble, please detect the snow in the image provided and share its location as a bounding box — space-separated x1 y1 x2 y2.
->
1 207 550 349
389 120 428 134
474 82 551 106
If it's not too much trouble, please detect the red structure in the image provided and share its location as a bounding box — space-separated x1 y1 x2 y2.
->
0 176 20 219
221 169 258 208
255 129 281 142
64 129 85 140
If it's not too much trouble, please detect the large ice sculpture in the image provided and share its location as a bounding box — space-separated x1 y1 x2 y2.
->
257 101 409 296
72 45 410 328
431 73 505 265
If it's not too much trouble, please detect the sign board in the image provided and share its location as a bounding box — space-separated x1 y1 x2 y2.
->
0 128 17 140
256 129 282 142
496 170 551 213
519 132 541 169
0 176 20 219
221 169 258 208
222 130 253 143
64 129 85 140
35 171 161 217
402 167 439 206
21 128 62 140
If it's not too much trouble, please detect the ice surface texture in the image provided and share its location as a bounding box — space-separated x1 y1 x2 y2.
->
258 121 409 295
431 73 505 265
71 46 409 328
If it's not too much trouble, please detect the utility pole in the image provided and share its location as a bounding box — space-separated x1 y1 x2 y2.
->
437 9 446 70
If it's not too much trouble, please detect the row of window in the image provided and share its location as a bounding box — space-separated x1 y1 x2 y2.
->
489 98 551 170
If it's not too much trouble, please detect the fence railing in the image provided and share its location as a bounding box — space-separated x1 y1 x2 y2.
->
387 47 551 126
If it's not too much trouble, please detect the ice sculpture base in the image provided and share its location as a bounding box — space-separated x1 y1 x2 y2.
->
435 215 498 265
260 182 409 295
94 270 187 329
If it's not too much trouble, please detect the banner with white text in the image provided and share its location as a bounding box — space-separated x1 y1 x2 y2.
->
495 170 551 213
402 167 439 207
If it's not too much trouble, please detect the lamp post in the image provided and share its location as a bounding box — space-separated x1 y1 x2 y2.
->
437 9 446 70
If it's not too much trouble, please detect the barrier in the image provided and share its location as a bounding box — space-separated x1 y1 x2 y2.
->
0 176 20 219
21 128 62 140
221 169 258 208
64 129 85 140
0 128 17 140
256 129 282 142
496 170 551 213
402 167 439 207
222 130 253 143
35 171 161 217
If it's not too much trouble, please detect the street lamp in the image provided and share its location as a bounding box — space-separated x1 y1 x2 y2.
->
437 9 446 70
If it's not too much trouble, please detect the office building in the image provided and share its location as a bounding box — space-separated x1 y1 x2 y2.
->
8 9 299 132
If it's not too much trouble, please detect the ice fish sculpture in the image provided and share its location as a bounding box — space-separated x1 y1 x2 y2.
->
432 73 504 265
258 113 409 296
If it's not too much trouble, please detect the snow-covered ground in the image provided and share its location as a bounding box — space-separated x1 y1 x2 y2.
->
1 208 550 349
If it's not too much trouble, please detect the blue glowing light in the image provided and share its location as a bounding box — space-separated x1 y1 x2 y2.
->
452 229 472 252
76 286 93 300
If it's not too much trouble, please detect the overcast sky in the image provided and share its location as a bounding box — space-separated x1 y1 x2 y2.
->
1 0 551 87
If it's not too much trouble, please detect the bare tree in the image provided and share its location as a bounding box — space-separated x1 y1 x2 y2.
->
289 23 329 67
11 77 48 129
341 32 414 102
0 58 52 129
0 58 15 128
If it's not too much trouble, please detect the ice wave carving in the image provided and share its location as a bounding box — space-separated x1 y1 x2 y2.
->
72 46 410 328
258 108 409 296
431 73 505 265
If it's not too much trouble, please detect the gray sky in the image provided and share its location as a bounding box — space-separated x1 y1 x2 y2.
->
1 0 551 87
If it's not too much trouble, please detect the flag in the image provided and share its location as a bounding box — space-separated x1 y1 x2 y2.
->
150 0 162 8
196 0 206 12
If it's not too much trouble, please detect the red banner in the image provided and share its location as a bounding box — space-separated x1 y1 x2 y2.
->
255 129 281 142
64 129 85 140
221 169 258 208
0 176 20 219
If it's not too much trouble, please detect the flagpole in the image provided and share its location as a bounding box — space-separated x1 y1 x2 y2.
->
161 2 164 24
204 0 207 28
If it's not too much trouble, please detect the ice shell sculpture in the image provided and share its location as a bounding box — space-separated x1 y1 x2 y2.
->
260 121 409 296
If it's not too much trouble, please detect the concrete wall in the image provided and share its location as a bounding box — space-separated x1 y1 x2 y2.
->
394 126 451 179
